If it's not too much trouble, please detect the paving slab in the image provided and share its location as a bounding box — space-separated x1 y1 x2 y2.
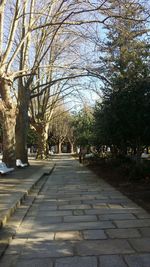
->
55 231 82 240
76 239 134 255
114 219 150 228
129 238 150 252
106 228 141 239
139 227 150 237
98 213 136 220
85 207 120 215
35 210 72 217
63 215 97 223
83 229 107 239
99 255 128 267
16 259 53 267
124 254 150 267
0 255 19 267
55 256 97 267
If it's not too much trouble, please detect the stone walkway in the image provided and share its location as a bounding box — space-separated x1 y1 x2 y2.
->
0 155 150 266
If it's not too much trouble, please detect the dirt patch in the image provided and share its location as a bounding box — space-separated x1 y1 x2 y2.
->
89 163 150 214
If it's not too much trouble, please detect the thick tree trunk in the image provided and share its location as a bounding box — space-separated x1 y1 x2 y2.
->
58 141 62 154
70 143 74 154
36 124 49 159
0 78 16 167
15 81 29 163
2 110 16 167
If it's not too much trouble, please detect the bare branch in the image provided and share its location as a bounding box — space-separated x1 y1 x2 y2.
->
0 0 6 58
3 0 22 64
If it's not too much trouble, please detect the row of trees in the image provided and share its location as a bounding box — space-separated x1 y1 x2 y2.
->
26 103 94 155
27 105 75 155
0 0 150 166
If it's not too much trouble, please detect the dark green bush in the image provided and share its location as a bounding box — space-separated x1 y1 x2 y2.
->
129 161 150 181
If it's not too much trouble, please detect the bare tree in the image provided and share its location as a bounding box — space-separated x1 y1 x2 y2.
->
0 0 57 165
30 70 80 158
49 106 72 154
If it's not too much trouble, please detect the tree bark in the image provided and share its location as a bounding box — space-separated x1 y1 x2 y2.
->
36 124 49 159
2 109 16 167
70 143 74 154
0 77 16 167
15 80 29 163
58 141 62 154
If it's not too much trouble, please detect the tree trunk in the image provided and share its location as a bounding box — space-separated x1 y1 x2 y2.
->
36 124 49 159
70 143 74 154
0 78 16 167
2 110 16 167
58 141 62 154
15 80 29 163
